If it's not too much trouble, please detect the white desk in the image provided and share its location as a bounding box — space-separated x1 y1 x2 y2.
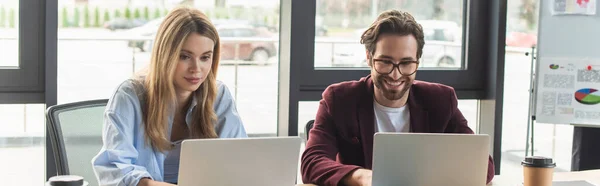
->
490 169 600 186
296 169 600 186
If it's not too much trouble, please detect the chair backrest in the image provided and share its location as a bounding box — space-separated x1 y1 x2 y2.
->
46 99 108 186
305 120 315 140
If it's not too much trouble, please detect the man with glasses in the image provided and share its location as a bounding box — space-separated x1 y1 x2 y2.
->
301 10 494 186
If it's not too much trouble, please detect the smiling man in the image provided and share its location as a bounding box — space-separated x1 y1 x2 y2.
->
300 10 495 186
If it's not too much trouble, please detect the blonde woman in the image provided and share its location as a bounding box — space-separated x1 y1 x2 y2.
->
92 7 247 186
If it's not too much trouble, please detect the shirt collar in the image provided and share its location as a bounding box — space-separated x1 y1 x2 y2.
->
188 94 198 113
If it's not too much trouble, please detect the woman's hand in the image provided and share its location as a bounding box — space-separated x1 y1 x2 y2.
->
138 178 177 186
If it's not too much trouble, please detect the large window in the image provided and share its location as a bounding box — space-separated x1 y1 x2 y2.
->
56 0 280 137
286 0 494 109
0 0 49 185
0 0 543 183
314 0 464 69
0 1 18 67
286 0 500 137
284 0 506 177
0 0 45 103
0 104 46 185
501 0 573 178
501 45 574 177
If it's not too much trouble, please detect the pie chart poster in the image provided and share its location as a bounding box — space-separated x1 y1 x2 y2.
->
535 57 600 125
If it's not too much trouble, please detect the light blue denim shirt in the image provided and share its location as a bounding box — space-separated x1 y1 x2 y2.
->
91 79 247 186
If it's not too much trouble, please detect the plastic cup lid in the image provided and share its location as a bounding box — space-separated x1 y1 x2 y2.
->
47 175 84 186
521 156 556 168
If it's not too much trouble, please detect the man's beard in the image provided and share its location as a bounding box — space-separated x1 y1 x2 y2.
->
374 75 411 101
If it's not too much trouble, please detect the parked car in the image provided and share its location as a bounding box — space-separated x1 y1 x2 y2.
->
126 19 277 65
419 20 462 67
126 18 164 52
331 20 462 68
315 16 328 36
104 18 147 31
217 24 278 64
316 25 328 36
212 19 278 33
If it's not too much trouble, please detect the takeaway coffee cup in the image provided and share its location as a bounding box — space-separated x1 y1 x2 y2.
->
45 175 88 186
521 156 556 186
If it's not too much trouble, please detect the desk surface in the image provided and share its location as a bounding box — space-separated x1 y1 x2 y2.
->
296 169 600 186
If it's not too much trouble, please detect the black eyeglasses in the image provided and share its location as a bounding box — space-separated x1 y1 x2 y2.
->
372 59 420 76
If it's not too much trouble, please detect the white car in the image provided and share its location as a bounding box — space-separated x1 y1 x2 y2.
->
419 20 462 68
330 20 462 68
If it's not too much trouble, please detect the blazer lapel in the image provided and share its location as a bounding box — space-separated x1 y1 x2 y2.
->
407 82 429 133
358 75 375 168
358 77 430 168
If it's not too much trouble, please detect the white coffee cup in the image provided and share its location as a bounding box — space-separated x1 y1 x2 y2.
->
45 175 89 186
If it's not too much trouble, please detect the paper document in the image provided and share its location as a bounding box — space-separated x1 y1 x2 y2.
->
552 0 597 15
553 180 596 186
535 57 600 125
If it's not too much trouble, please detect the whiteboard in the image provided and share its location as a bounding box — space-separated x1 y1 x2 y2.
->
534 0 600 125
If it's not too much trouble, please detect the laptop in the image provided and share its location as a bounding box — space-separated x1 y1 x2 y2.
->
177 137 302 186
372 133 490 186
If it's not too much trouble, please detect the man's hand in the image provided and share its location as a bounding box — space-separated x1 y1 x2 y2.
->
341 169 372 186
138 178 177 186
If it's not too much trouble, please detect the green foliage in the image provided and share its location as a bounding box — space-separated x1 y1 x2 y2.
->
103 9 110 23
8 8 14 28
125 7 132 19
263 15 269 25
432 0 444 20
153 7 161 19
143 6 150 20
83 5 91 27
114 9 122 18
134 8 141 19
213 8 229 19
519 0 538 31
94 7 100 27
1 6 8 27
231 7 243 19
61 7 68 27
74 7 80 27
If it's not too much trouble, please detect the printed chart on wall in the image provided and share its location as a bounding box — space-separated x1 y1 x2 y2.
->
535 57 600 124
551 0 597 15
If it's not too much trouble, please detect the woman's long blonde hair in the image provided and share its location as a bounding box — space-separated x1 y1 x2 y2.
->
139 7 221 152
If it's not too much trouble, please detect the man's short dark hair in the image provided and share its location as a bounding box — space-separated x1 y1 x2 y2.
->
360 10 425 59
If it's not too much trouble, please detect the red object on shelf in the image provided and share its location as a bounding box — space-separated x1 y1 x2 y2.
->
587 65 592 71
578 0 590 7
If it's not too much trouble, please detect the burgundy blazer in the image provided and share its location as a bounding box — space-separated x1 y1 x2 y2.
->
300 75 494 186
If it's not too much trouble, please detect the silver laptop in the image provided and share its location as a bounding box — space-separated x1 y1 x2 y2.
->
372 133 490 186
177 137 302 186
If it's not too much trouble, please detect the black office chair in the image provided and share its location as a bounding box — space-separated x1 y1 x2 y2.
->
46 99 108 186
305 120 315 140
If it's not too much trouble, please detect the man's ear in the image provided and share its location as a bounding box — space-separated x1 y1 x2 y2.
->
366 50 372 67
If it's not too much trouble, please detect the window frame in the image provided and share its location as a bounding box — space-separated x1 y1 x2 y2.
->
281 0 507 174
289 0 502 100
0 0 58 182
0 0 46 103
